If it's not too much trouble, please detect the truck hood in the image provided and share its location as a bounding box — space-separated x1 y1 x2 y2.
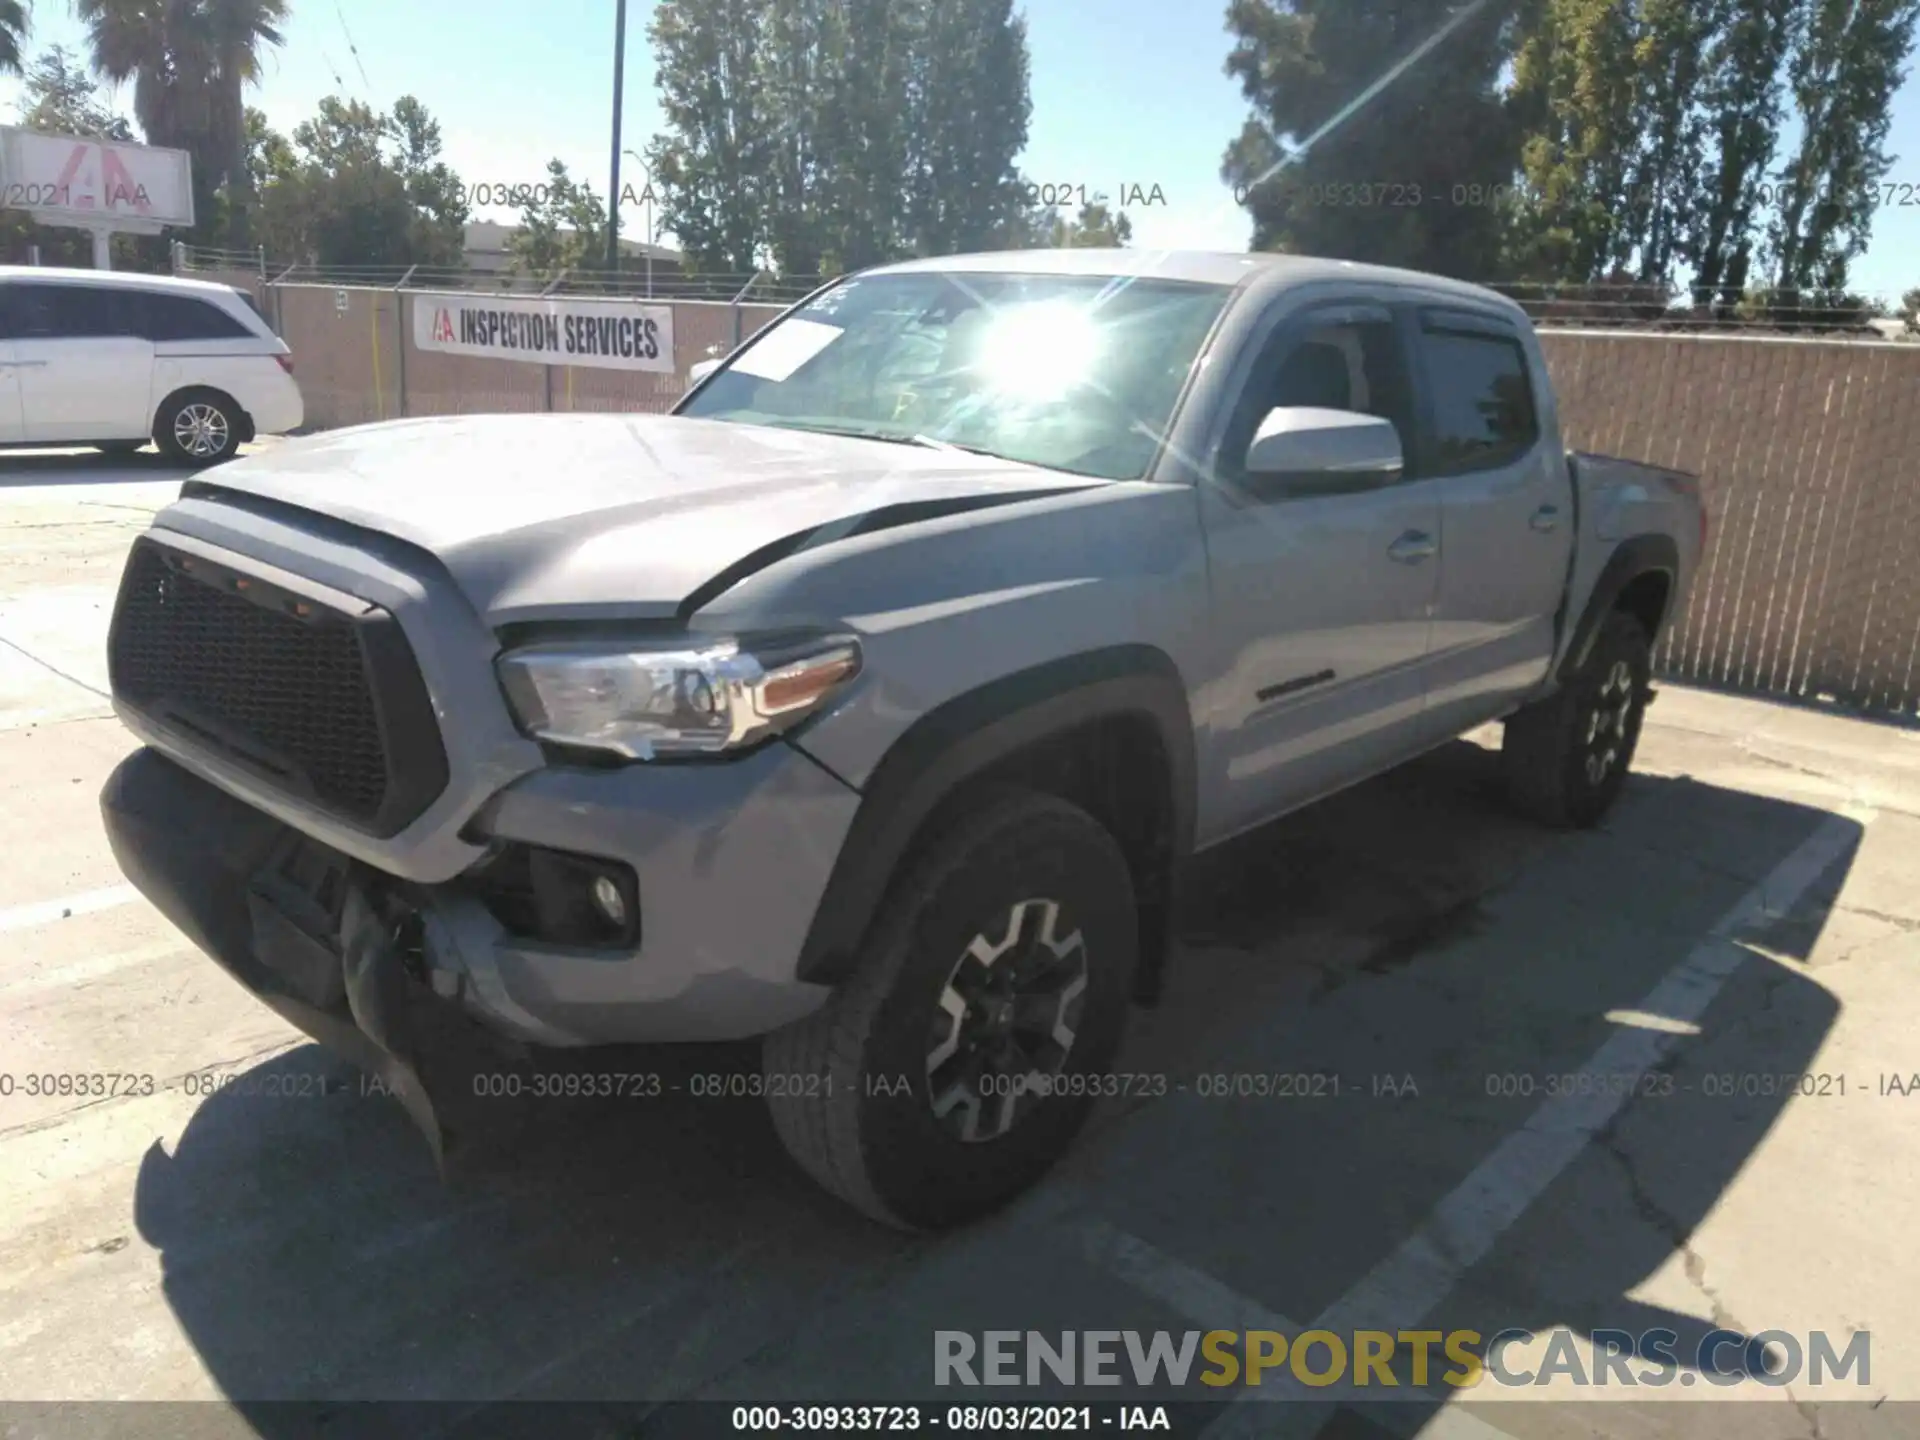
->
188 412 1101 623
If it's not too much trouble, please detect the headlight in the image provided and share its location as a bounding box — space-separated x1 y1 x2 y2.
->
497 632 862 759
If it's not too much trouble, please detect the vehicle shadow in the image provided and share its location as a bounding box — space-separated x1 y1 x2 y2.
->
0 449 185 486
128 741 1863 1439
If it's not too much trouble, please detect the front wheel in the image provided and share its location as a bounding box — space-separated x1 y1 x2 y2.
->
156 391 243 467
1502 610 1653 828
764 787 1138 1230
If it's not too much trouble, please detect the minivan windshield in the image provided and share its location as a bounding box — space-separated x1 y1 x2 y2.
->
677 271 1231 481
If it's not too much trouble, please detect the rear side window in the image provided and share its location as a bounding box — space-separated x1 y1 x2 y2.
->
0 283 139 339
135 292 257 341
1417 325 1540 473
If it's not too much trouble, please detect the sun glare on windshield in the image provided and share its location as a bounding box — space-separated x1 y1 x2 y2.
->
967 300 1104 402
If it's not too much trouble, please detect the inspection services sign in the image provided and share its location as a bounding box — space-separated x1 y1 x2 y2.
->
413 293 675 373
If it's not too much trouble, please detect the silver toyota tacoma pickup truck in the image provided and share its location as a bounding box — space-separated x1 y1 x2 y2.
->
100 249 1705 1230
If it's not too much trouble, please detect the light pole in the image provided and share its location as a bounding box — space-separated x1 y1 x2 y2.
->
607 0 628 277
623 148 656 297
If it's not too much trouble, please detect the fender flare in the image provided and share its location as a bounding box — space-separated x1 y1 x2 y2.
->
794 645 1197 988
1557 533 1680 681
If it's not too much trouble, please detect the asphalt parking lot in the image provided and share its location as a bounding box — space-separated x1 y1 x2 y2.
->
4 444 1920 1440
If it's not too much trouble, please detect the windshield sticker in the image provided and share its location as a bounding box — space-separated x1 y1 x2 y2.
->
732 318 846 381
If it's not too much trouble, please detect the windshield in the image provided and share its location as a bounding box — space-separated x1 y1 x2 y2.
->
677 271 1231 481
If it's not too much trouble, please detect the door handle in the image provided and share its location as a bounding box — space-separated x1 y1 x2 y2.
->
1530 504 1560 532
1388 529 1437 564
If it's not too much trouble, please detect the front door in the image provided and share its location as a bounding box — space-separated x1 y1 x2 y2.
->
0 343 25 442
1196 300 1442 839
9 283 155 442
0 288 31 441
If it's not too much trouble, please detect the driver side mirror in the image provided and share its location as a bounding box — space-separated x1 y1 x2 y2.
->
1244 407 1403 496
688 357 725 385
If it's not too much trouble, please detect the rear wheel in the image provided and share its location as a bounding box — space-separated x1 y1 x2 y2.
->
764 787 1138 1230
156 391 243 467
1502 610 1652 828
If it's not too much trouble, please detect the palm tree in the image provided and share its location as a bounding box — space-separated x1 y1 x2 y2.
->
73 0 288 247
1 0 28 76
205 0 289 248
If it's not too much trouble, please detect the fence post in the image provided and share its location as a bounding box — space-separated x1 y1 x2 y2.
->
393 266 417 419
268 263 298 341
541 272 569 412
729 271 763 350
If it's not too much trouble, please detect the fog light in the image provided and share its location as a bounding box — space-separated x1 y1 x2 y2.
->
591 874 628 927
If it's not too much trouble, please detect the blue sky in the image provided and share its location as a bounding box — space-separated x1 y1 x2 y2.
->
3 0 1916 297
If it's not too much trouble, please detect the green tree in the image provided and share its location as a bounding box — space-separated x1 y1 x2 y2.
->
0 0 25 75
756 0 832 274
388 95 469 267
1505 0 1643 280
1046 201 1134 247
644 0 772 273
506 160 612 282
1766 0 1920 293
15 44 134 138
1900 286 1920 334
810 0 913 272
900 0 1033 258
645 0 1033 274
250 95 470 270
1504 0 1727 286
1221 0 1521 278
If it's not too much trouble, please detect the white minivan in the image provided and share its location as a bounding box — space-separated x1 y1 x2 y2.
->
0 267 304 466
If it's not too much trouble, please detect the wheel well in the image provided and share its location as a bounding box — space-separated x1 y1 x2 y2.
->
153 386 253 444
906 712 1179 1005
1615 569 1672 640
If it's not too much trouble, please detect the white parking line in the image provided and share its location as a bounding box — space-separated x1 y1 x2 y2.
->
0 884 141 935
1079 810 1867 1440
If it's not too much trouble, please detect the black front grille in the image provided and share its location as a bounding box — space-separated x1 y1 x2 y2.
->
108 539 448 836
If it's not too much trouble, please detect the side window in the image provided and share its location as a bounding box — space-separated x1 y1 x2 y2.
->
141 293 255 342
40 285 139 338
1417 326 1540 474
1218 313 1418 494
1 284 63 339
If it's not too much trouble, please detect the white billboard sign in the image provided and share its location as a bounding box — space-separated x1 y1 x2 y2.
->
0 127 195 232
413 292 676 373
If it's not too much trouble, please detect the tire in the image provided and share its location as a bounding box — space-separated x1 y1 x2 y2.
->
765 786 1138 1231
156 391 243 467
1502 610 1653 829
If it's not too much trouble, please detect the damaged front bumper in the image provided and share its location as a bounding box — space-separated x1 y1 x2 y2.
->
101 745 522 1168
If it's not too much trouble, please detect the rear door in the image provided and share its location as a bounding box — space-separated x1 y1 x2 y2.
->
13 283 156 442
1196 296 1441 838
144 288 277 428
1413 310 1576 727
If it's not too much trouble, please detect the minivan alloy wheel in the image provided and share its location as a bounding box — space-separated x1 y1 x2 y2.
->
173 402 231 458
926 897 1089 1142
